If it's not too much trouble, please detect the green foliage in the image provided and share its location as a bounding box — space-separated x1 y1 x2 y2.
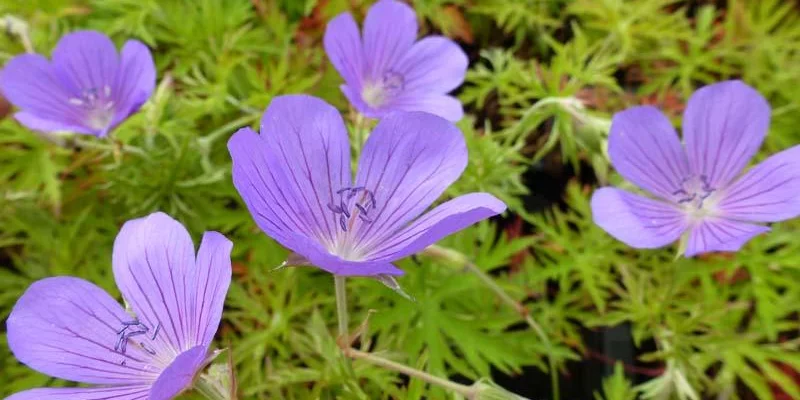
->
2 0 800 399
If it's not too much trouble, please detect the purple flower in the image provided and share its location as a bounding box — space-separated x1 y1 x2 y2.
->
591 80 800 257
323 0 468 122
228 95 505 276
0 30 155 137
5 212 232 400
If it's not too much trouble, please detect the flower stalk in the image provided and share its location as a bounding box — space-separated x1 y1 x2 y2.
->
422 244 561 400
334 274 349 342
343 347 479 399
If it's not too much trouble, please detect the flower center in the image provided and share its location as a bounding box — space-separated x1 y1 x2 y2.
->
361 71 404 108
68 85 115 131
114 318 159 364
673 174 717 217
326 186 377 260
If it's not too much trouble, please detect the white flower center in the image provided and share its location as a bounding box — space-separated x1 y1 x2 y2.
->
361 71 404 108
68 85 115 131
673 174 719 220
325 186 377 261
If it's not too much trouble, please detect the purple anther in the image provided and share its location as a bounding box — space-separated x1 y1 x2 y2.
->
355 203 369 215
327 202 343 213
339 215 348 232
139 342 156 355
341 200 351 218
150 323 160 340
358 214 373 223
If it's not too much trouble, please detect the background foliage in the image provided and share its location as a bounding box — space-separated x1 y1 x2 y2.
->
1 0 799 399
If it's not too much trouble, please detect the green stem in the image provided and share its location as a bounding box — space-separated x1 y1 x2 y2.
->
423 245 561 400
334 275 349 341
344 348 478 399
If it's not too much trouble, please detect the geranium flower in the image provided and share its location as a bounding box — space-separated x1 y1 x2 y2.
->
228 95 505 276
323 0 468 122
0 30 155 137
592 80 800 256
6 212 232 400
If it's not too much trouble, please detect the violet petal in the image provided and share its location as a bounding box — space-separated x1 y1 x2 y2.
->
385 93 464 122
149 345 208 400
352 112 467 249
393 36 468 96
685 218 770 257
608 106 690 201
0 54 94 134
683 80 771 189
323 12 364 89
362 0 417 80
7 277 159 385
367 193 506 261
287 232 404 276
110 40 156 129
112 212 197 355
189 232 232 348
591 187 688 249
51 31 119 96
717 144 800 222
5 386 151 400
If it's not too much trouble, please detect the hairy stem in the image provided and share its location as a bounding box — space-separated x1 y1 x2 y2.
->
423 245 561 400
344 347 479 399
334 275 349 341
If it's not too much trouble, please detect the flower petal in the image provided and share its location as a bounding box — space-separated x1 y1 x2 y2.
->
324 12 364 88
685 218 770 257
362 0 418 80
351 112 467 248
716 145 800 222
386 93 464 122
393 36 468 94
608 106 691 200
683 80 771 189
6 386 151 400
7 277 158 385
288 232 403 276
111 40 156 127
149 345 208 400
591 187 688 248
229 127 316 249
112 212 196 356
0 54 91 133
366 193 506 260
14 111 95 135
230 95 352 247
51 30 119 95
188 232 232 348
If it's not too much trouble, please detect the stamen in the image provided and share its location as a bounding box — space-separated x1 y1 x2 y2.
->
329 186 379 232
674 175 715 209
139 342 156 355
382 71 404 92
327 202 343 213
114 319 158 355
341 202 351 218
150 323 160 340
